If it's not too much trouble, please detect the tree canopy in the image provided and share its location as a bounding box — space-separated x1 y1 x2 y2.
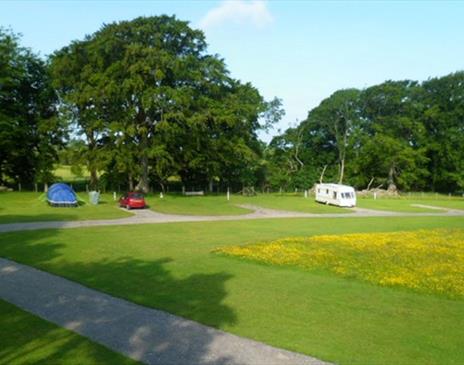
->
270 75 464 192
50 16 282 192
0 28 63 187
1 17 463 194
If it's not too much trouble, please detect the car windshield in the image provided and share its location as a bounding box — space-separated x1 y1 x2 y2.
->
129 193 144 199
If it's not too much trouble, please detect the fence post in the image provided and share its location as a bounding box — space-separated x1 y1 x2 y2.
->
227 187 230 201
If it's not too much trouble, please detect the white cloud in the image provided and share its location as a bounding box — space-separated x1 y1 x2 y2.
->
199 0 273 29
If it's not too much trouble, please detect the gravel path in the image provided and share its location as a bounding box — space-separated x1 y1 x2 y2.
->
0 258 329 365
0 204 463 233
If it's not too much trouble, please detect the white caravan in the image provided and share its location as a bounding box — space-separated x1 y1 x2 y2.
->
315 183 356 208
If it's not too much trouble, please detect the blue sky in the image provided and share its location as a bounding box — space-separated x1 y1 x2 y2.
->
1 0 463 141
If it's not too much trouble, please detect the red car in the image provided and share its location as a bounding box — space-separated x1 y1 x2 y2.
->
119 192 146 209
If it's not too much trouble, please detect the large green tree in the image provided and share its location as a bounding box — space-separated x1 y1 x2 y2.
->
359 80 429 191
308 89 362 184
50 36 110 190
421 72 464 192
0 28 62 187
51 16 281 192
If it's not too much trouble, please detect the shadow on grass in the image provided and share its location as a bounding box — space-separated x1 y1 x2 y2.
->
0 213 81 225
0 229 238 364
0 299 137 365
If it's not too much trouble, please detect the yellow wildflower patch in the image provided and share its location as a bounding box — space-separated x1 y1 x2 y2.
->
214 229 464 298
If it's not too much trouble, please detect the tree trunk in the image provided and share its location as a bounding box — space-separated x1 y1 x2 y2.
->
338 158 345 184
89 168 98 191
135 112 151 193
387 166 397 192
319 165 327 184
87 131 99 191
366 177 375 191
128 173 134 191
136 153 150 193
209 179 213 193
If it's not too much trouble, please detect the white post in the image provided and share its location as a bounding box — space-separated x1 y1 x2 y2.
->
374 192 377 200
160 192 164 199
113 192 117 201
227 187 230 201
304 190 308 199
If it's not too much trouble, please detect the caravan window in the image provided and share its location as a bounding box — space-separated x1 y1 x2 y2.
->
326 189 329 194
318 189 320 193
333 191 337 199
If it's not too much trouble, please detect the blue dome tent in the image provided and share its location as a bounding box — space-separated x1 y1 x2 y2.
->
47 183 78 207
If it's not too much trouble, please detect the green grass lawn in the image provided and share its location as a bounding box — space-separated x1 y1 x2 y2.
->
147 194 252 215
414 199 464 210
0 299 137 365
1 216 463 365
0 192 132 224
234 193 354 214
53 164 90 182
357 197 464 212
148 193 353 215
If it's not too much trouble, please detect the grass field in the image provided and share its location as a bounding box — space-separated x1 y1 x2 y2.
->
1 191 463 224
1 216 463 365
146 194 252 215
0 299 137 365
234 193 354 213
0 192 131 224
147 193 353 215
215 229 464 298
357 197 464 212
148 193 464 216
53 164 90 181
